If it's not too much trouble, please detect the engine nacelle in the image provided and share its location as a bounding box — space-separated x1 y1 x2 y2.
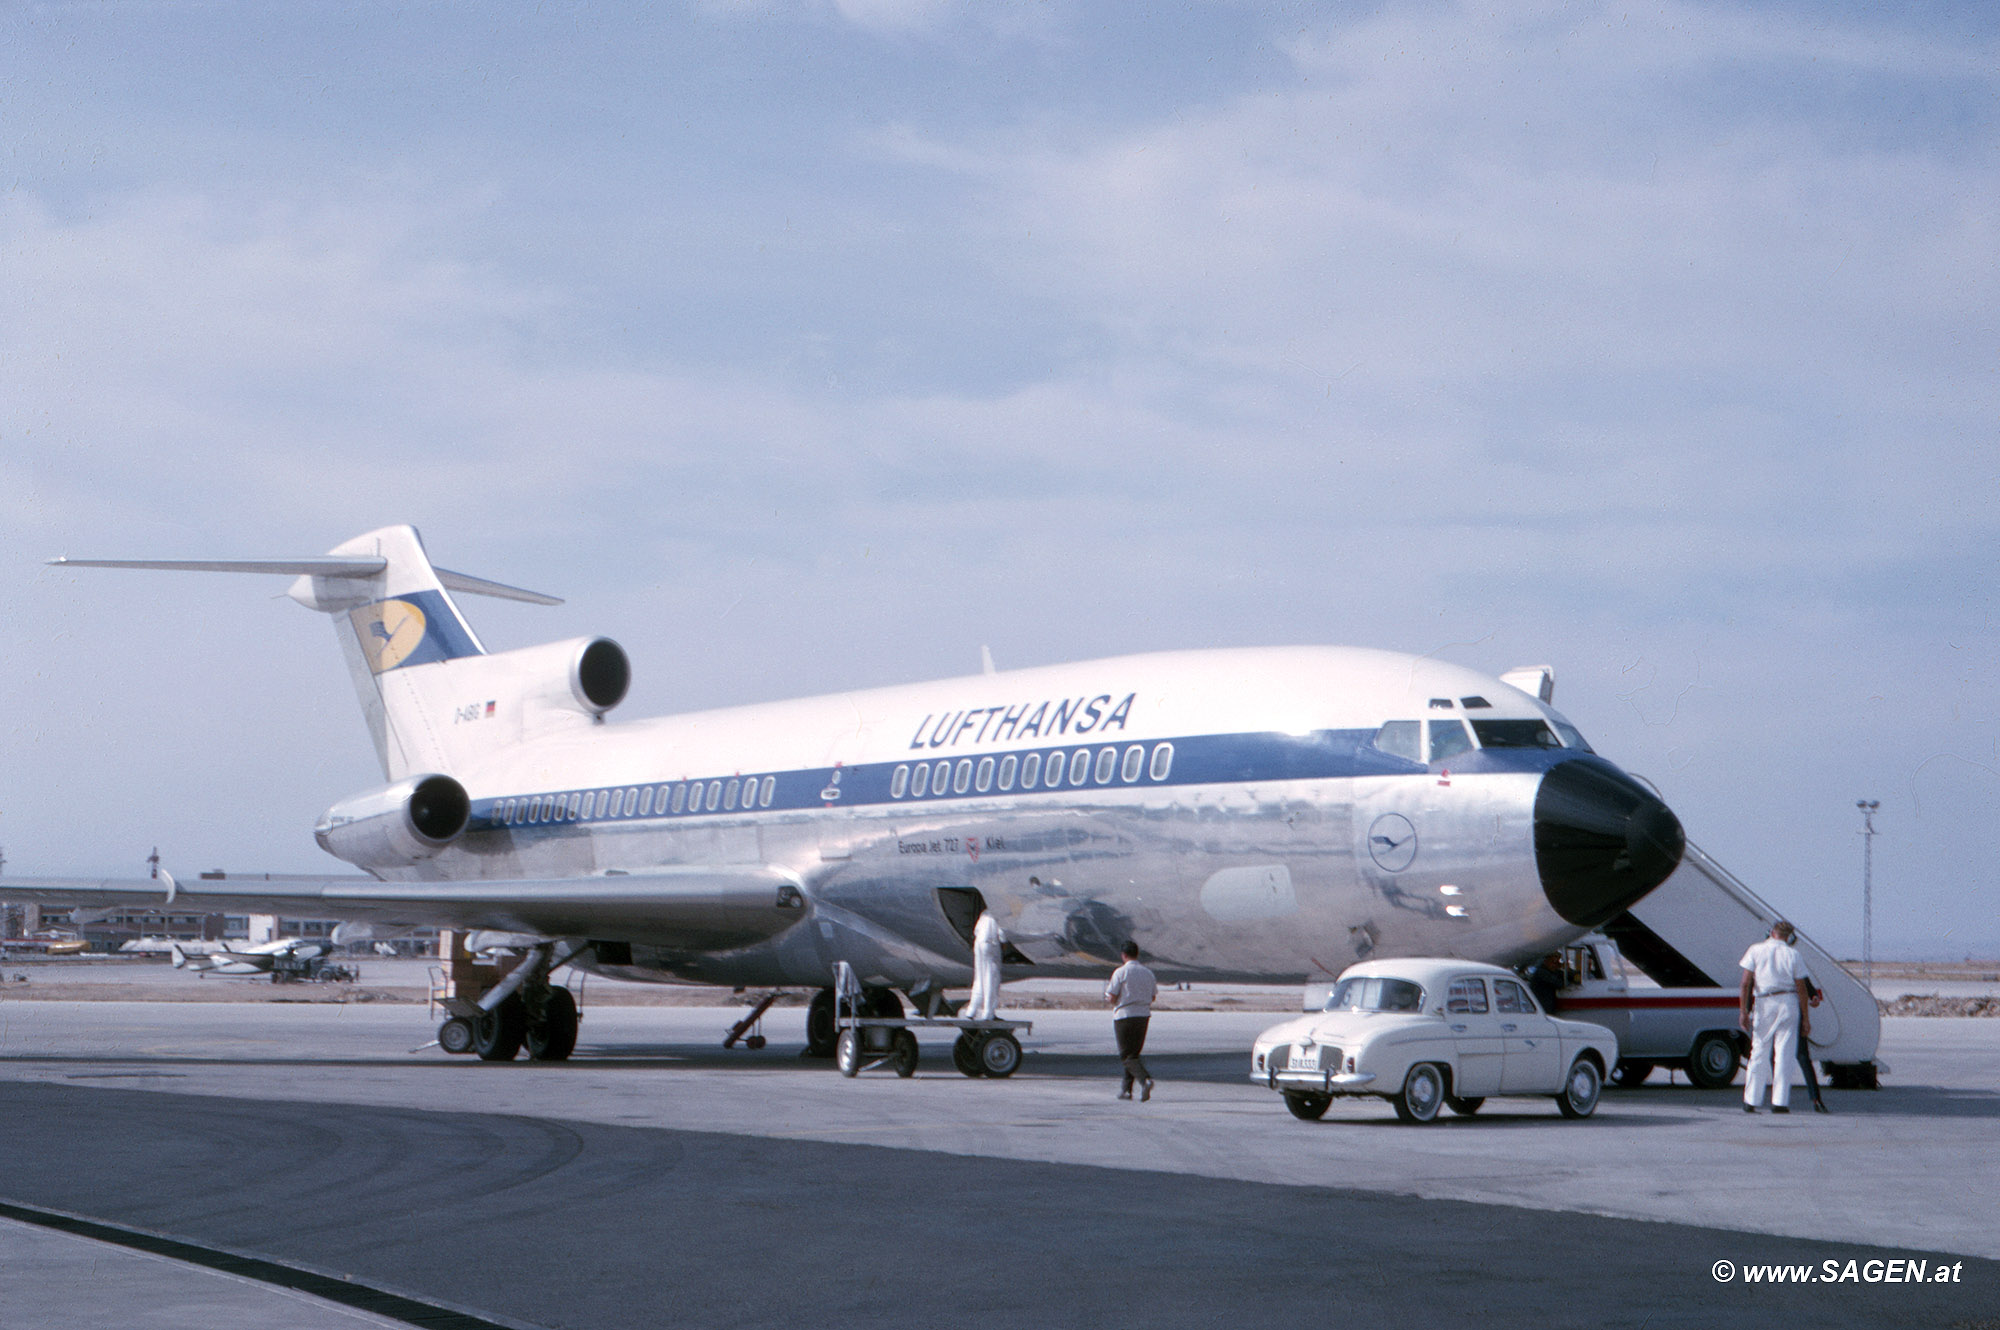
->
487 635 631 721
315 774 471 870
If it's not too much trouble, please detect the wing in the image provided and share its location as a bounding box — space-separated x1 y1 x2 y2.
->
2 868 806 951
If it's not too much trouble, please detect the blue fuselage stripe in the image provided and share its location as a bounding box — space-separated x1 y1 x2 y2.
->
473 730 1578 832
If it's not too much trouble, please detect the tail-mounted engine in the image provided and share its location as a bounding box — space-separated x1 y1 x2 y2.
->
315 773 471 870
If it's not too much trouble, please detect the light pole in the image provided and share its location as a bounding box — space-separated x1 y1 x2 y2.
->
1857 800 1879 994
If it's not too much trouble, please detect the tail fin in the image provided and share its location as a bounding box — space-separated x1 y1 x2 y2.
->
53 524 562 782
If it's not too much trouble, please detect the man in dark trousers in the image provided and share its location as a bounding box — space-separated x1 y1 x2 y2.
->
1105 940 1158 1101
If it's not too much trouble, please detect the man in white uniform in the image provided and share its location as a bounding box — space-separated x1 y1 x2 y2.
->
1105 940 1158 1101
1739 921 1813 1113
963 911 1005 1021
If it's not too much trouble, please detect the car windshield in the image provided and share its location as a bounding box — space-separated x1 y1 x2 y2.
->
1325 977 1425 1013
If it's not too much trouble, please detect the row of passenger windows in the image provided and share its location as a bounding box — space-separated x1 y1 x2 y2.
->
890 743 1174 800
494 775 778 827
1372 716 1580 765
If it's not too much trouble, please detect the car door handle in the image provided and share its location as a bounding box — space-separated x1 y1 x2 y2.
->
1450 1024 1467 1032
1501 1023 1518 1031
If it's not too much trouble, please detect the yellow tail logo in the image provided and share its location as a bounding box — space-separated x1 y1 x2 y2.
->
351 599 428 673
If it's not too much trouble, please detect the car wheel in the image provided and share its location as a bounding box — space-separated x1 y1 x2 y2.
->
1444 1095 1484 1116
1685 1033 1741 1089
1392 1063 1444 1124
1609 1059 1655 1088
1283 1092 1332 1121
1556 1056 1602 1118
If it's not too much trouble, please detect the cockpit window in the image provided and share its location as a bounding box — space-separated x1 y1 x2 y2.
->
1549 718 1592 752
1428 717 1473 763
1326 977 1426 1013
1470 719 1562 749
1371 720 1421 763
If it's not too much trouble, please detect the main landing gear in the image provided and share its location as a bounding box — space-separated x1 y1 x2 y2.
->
432 939 582 1063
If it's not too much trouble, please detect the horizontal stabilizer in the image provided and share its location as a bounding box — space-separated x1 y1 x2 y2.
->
48 556 561 605
1 868 807 952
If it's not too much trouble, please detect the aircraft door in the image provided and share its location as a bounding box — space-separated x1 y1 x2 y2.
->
1444 976 1503 1097
1494 977 1562 1092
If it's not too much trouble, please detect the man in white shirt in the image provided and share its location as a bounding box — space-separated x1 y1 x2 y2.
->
1105 940 1158 1102
1739 921 1813 1113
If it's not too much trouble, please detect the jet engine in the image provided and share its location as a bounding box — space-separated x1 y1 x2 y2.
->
315 773 471 870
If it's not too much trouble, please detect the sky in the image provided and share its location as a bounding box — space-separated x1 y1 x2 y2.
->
2 0 1994 958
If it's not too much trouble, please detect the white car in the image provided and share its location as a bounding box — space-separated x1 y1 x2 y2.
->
1249 958 1618 1123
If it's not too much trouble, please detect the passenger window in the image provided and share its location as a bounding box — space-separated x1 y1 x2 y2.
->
671 784 686 814
724 779 739 811
953 759 972 794
1372 721 1420 763
891 765 910 798
1494 979 1534 1014
1068 749 1091 786
975 757 994 792
706 781 722 811
997 754 1017 790
1046 753 1067 789
1121 745 1144 782
1446 977 1489 1014
911 763 930 798
582 792 597 819
760 776 775 807
1149 743 1174 781
1428 718 1474 763
1020 753 1041 788
640 787 654 816
1094 747 1117 784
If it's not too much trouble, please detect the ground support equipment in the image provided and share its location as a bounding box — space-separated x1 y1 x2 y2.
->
830 961 1033 1079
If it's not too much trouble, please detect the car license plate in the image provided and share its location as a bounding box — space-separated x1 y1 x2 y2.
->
1293 1045 1321 1072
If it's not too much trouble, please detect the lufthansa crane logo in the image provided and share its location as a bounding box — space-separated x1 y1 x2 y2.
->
1367 813 1418 872
351 599 427 673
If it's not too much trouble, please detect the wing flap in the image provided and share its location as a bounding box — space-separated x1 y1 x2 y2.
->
1 868 805 951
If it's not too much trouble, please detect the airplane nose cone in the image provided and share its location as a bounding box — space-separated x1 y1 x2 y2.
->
1534 758 1685 927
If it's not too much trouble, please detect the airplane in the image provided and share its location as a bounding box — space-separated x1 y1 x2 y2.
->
166 937 333 976
10 524 1686 1065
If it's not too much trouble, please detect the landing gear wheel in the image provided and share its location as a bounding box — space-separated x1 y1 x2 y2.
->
1392 1063 1444 1123
1445 1095 1485 1116
473 995 526 1062
805 988 837 1059
1686 1033 1741 1089
1284 1092 1332 1121
1556 1056 1603 1118
525 987 579 1062
1609 1059 1655 1088
835 1029 861 1077
978 1032 1022 1078
952 1033 986 1078
745 1035 767 1051
891 1029 919 1078
437 1016 476 1056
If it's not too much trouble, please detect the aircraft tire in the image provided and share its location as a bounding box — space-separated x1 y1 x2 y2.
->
804 988 837 1059
1392 1063 1444 1124
978 1032 1021 1078
891 1029 919 1078
1283 1092 1332 1121
437 1016 476 1056
1444 1095 1484 1116
1609 1059 1655 1088
836 1029 861 1077
1556 1055 1603 1119
473 996 526 1062
952 1033 986 1078
525 987 579 1062
1685 1033 1741 1089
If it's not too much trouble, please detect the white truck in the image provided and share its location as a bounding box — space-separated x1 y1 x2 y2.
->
1547 929 1880 1089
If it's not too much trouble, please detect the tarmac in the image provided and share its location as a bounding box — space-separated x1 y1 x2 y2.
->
0 989 1994 1329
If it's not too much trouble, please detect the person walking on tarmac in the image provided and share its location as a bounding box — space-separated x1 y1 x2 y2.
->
1106 941 1157 1102
1739 921 1813 1114
1795 977 1830 1113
